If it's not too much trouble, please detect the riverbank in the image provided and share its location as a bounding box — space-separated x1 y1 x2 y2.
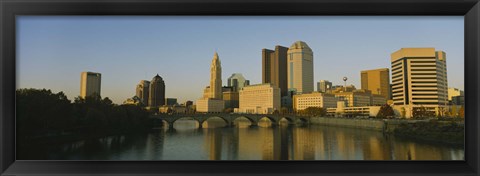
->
309 117 464 145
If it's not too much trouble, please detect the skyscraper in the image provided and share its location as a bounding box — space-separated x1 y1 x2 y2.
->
360 68 390 99
210 52 222 100
197 52 225 113
149 74 165 107
136 80 150 105
80 71 101 98
262 45 288 96
227 73 250 92
287 41 314 94
317 80 332 93
391 48 448 116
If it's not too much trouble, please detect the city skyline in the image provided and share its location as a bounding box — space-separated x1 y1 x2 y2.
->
17 16 464 104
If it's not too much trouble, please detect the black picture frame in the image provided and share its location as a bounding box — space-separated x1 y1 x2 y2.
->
1 0 479 175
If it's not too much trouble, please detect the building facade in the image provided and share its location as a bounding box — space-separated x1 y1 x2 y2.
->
287 41 314 94
196 99 225 113
80 71 101 98
293 92 337 111
223 91 239 109
228 73 250 92
135 80 150 105
165 98 177 106
317 80 332 93
361 68 391 99
148 74 166 107
391 48 448 117
262 45 289 97
236 83 281 114
448 87 464 101
210 52 223 100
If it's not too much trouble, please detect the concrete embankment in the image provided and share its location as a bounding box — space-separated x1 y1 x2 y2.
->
310 117 385 131
309 117 420 132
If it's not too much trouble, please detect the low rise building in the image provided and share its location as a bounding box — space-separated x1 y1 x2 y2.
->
196 99 224 113
293 92 337 111
236 83 280 114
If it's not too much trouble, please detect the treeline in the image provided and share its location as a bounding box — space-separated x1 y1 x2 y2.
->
16 89 153 142
393 120 464 145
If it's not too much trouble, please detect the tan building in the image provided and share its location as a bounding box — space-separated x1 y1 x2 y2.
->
80 71 101 98
334 91 372 107
317 80 332 93
236 83 281 114
391 48 448 117
197 52 225 112
223 91 239 109
210 52 223 100
448 87 464 101
361 68 390 99
293 92 337 111
262 45 288 97
135 80 150 105
196 99 225 113
287 41 314 94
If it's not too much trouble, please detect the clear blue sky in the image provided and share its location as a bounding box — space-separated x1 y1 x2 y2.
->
17 16 464 104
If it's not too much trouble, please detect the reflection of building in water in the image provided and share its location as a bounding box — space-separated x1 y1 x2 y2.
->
204 129 223 160
361 135 392 160
292 127 316 160
235 126 280 160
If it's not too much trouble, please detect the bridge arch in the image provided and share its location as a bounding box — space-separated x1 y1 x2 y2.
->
259 116 277 124
232 115 256 124
171 117 202 128
203 116 230 126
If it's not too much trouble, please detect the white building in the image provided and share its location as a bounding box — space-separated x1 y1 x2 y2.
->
287 41 314 94
293 92 337 111
236 83 280 114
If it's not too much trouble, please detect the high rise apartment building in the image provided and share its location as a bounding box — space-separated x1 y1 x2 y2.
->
287 41 314 94
80 71 101 98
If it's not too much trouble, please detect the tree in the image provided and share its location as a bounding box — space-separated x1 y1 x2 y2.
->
280 107 289 115
458 106 465 118
413 106 435 119
303 107 326 117
376 104 394 119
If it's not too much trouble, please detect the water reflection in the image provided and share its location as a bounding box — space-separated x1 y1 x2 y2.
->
25 119 464 160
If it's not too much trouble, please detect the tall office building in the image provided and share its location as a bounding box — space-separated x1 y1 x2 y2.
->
391 48 448 115
80 71 101 98
287 41 314 94
210 52 223 100
227 73 250 92
136 80 150 105
361 68 391 99
317 80 332 93
149 74 166 107
262 45 288 96
197 52 225 113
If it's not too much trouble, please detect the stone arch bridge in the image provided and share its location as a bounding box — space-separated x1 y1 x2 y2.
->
150 113 311 128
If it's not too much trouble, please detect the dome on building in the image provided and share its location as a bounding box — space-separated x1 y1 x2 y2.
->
289 41 312 51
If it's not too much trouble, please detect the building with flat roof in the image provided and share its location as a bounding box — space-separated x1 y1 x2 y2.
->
293 92 337 111
263 45 288 97
287 41 314 94
361 68 390 99
448 87 464 101
80 71 101 98
391 48 448 117
317 80 332 93
236 83 281 114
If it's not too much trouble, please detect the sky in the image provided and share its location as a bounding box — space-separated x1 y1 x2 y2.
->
17 16 464 104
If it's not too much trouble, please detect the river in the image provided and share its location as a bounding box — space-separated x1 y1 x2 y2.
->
25 118 464 160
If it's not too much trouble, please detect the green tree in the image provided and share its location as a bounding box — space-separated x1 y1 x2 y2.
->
376 104 394 119
303 107 326 117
